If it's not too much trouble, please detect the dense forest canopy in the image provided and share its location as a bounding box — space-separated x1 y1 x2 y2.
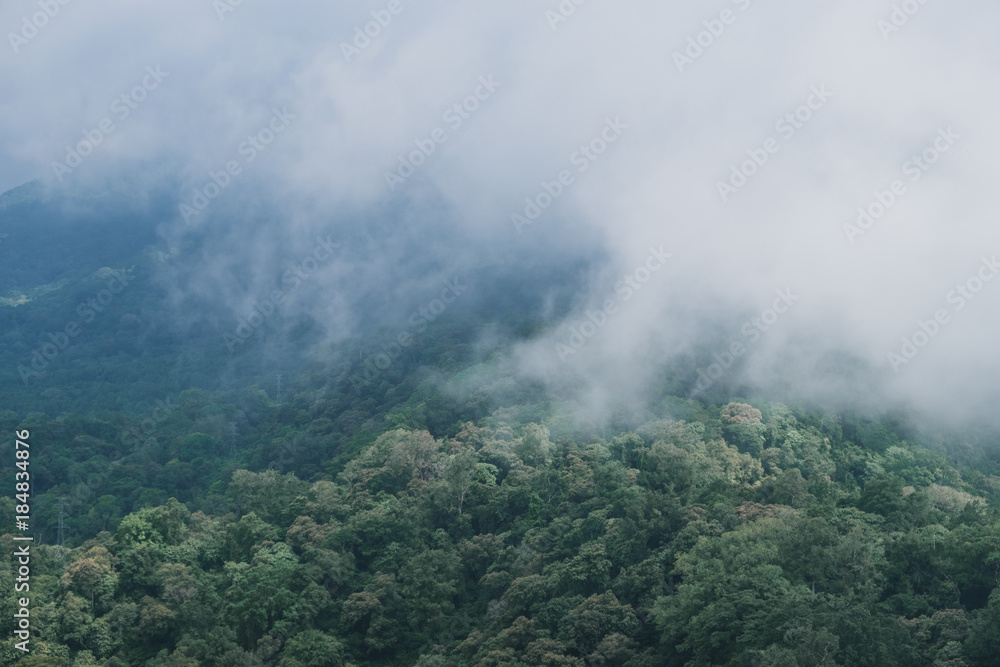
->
5 0 1000 663
2 333 1000 665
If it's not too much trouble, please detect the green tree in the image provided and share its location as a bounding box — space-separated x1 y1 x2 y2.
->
563 591 638 655
277 630 344 667
225 542 302 649
179 432 220 461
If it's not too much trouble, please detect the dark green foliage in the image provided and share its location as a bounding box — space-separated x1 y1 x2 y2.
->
4 351 1000 665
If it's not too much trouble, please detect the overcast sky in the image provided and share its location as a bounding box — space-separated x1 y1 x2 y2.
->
3 0 999 424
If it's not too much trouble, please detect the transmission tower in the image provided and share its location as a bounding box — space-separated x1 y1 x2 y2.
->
229 422 238 457
276 373 283 404
56 497 68 546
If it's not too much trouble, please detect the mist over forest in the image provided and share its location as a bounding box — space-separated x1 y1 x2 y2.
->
1 1 1000 665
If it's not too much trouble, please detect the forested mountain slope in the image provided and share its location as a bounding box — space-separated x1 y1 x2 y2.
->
2 184 1000 666
2 384 999 665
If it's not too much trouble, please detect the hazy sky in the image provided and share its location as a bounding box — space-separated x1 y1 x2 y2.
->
3 0 999 423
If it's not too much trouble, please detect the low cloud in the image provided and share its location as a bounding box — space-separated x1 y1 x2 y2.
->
2 0 999 425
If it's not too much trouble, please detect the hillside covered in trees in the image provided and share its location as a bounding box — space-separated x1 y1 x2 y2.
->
3 377 1000 666
6 0 1000 663
3 182 1000 666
